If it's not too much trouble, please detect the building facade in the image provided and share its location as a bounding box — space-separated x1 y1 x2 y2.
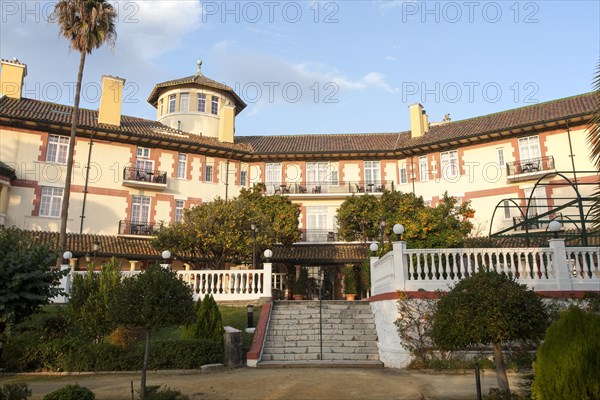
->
0 58 598 272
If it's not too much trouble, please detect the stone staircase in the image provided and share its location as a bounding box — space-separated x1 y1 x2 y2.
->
258 300 382 368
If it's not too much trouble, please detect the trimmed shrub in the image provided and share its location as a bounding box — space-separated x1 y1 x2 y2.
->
43 384 95 400
531 307 600 399
143 386 190 400
183 295 223 344
0 384 31 400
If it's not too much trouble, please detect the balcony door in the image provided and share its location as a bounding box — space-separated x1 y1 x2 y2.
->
131 195 151 224
364 161 380 192
307 162 338 193
306 207 328 242
265 163 282 194
135 147 154 181
524 187 548 220
518 136 541 161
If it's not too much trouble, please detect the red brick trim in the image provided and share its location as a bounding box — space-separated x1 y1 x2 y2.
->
38 132 49 162
31 184 42 216
247 301 272 360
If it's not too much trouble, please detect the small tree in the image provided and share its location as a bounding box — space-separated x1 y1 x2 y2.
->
0 227 66 366
531 307 600 399
431 270 547 393
183 294 223 344
70 258 122 342
111 265 194 400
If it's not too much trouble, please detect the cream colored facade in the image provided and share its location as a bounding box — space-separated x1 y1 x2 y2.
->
0 58 597 251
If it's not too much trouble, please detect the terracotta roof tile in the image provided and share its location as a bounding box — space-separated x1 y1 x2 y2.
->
0 96 251 153
271 243 369 264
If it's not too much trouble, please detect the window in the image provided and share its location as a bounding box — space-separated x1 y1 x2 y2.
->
524 187 548 218
497 148 505 167
175 200 185 223
179 93 189 112
211 96 219 115
39 187 63 217
400 164 408 184
265 163 282 194
307 162 338 192
204 164 213 182
419 156 428 183
46 135 69 164
168 94 176 113
364 161 380 185
137 147 150 158
240 170 248 186
197 94 206 112
306 207 328 242
131 195 151 223
503 200 511 220
159 99 164 116
518 136 541 161
441 150 459 179
177 153 187 179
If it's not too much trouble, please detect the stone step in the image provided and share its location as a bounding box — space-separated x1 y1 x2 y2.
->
260 353 381 362
265 334 378 342
257 360 383 369
262 345 379 354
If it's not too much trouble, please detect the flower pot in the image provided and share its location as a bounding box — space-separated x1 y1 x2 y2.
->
345 294 356 301
293 294 304 301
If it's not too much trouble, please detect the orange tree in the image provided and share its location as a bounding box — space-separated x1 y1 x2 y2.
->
154 184 300 269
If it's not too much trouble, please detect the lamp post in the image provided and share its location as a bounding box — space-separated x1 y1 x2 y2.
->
379 217 386 248
250 221 259 269
393 223 405 241
369 242 379 256
548 220 561 239
63 251 73 265
161 250 172 269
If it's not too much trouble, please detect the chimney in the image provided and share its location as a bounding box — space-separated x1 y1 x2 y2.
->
218 100 235 143
98 75 125 126
0 58 27 99
409 103 429 138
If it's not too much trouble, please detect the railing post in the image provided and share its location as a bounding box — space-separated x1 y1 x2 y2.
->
549 238 572 291
392 241 408 291
263 261 273 298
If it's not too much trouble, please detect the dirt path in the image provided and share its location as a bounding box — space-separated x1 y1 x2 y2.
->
0 368 526 400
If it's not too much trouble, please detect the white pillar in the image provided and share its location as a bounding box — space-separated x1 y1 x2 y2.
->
263 262 273 298
69 257 77 271
129 260 138 271
549 238 572 290
392 241 408 291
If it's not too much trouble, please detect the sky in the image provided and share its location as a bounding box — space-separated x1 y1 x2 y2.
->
1 1 599 136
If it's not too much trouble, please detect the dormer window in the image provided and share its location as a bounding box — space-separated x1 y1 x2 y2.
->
180 93 189 112
168 95 176 113
211 96 219 115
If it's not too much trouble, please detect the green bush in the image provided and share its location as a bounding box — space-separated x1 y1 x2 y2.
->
142 386 190 400
531 307 600 399
43 384 95 400
0 383 31 400
183 295 223 344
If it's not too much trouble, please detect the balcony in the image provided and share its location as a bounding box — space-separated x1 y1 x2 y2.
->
122 167 167 190
300 229 341 243
118 220 163 237
506 156 555 182
265 180 395 196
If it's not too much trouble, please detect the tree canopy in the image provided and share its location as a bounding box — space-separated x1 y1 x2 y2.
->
154 184 301 268
336 191 475 248
430 270 548 392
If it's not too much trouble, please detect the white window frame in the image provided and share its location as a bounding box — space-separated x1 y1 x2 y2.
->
179 93 189 112
137 147 151 159
46 135 69 164
174 199 185 223
131 195 151 223
204 164 214 182
400 164 408 184
518 136 541 161
441 150 459 179
176 153 187 179
159 99 164 116
306 206 329 242
364 161 380 185
497 148 505 167
265 163 282 194
197 94 206 112
503 200 512 220
168 94 176 113
419 156 428 183
240 170 248 186
524 187 548 218
211 96 219 115
39 186 63 218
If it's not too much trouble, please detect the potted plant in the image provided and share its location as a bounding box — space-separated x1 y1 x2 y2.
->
293 267 308 300
344 265 356 301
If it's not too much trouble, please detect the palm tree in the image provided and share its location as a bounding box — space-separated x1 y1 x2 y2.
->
588 61 600 228
52 0 117 257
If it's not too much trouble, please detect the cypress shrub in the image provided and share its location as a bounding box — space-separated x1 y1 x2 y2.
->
531 307 600 399
183 295 224 344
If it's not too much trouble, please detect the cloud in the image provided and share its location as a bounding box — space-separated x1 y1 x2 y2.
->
386 55 397 61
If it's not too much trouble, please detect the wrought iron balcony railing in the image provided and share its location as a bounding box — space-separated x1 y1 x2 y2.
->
264 180 395 195
300 229 340 242
118 220 162 236
506 156 554 177
123 167 167 185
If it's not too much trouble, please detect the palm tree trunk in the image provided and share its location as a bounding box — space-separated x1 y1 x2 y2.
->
58 50 86 260
492 342 510 393
141 328 151 400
